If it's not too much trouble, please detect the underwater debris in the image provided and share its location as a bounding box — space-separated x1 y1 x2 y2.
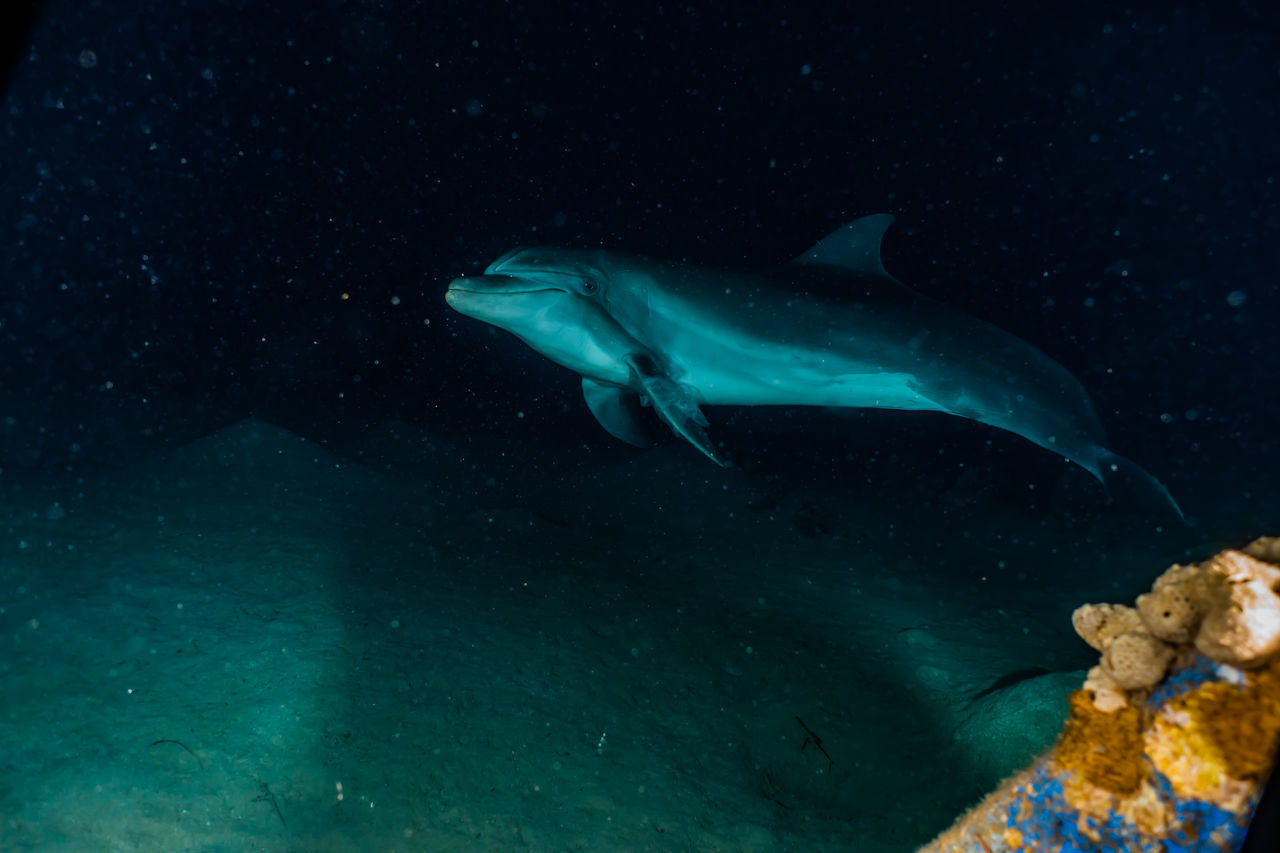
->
149 738 203 770
919 537 1280 853
253 780 286 827
965 666 1053 708
795 716 834 773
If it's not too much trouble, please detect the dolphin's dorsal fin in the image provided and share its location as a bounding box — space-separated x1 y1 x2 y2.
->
792 214 895 279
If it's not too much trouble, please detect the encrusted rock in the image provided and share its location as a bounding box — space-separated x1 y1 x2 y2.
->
1102 631 1176 689
1137 563 1210 643
1072 603 1144 652
1194 550 1280 667
1082 665 1129 712
1243 536 1280 564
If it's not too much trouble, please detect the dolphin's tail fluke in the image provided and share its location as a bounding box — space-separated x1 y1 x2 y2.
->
1095 449 1185 523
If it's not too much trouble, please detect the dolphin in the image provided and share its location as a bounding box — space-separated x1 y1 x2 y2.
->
445 215 1180 517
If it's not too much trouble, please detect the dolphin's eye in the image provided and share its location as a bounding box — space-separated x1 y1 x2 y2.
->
582 278 599 294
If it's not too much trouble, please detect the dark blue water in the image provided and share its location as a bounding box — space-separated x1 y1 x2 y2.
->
0 1 1275 850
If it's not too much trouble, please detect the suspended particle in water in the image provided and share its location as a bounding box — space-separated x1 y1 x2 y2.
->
78 50 97 69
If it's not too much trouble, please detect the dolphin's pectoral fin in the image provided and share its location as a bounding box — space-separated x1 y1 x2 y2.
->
582 378 651 448
646 381 725 466
624 354 728 467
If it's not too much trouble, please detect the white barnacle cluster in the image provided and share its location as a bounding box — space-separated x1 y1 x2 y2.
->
1073 537 1280 711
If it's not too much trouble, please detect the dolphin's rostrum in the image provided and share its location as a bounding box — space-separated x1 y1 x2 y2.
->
446 215 1181 517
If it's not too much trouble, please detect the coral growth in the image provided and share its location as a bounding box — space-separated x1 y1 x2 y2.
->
919 537 1280 853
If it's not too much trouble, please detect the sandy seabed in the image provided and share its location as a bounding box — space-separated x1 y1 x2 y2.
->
0 419 1201 852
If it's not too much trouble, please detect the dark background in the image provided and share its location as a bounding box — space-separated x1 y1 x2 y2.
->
0 0 1276 529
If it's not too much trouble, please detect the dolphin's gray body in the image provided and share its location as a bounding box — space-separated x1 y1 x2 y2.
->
446 215 1179 515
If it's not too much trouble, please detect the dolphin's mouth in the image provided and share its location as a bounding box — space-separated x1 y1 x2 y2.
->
446 275 562 296
447 271 582 298
455 247 604 296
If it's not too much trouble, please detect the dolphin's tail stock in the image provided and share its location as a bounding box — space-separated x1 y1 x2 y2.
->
1094 449 1185 523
